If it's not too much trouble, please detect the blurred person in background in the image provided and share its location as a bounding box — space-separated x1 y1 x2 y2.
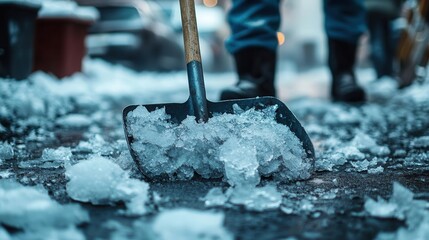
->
220 0 366 103
365 0 403 79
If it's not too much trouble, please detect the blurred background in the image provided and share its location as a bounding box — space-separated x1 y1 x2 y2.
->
75 0 330 73
64 0 359 73
1 0 428 90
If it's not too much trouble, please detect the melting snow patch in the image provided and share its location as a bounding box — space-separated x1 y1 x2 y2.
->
0 180 88 235
0 227 10 240
55 114 92 128
411 136 429 149
0 123 6 133
204 185 283 211
42 147 72 162
351 132 390 157
152 208 233 240
18 147 73 169
76 134 114 156
0 142 14 161
65 156 150 215
368 166 384 174
0 170 13 179
350 160 370 172
341 146 365 161
203 187 228 207
126 105 312 183
13 226 86 240
228 185 283 211
316 152 347 171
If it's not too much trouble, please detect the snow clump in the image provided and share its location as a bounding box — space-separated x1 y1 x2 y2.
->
65 155 150 215
152 208 233 240
42 147 72 162
0 142 14 161
203 185 283 212
365 182 429 239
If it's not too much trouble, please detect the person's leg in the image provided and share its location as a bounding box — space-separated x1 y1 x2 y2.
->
220 0 281 100
324 0 366 102
367 11 394 78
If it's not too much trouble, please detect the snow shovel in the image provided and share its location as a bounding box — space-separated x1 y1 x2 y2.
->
123 0 315 175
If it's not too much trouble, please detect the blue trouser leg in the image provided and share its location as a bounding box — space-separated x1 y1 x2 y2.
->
226 0 365 53
324 0 366 44
225 0 280 54
367 12 393 78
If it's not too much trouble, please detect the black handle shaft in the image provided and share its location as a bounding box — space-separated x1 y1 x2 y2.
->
179 0 208 122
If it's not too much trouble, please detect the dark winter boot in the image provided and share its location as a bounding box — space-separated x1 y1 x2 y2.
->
220 47 276 100
328 38 366 102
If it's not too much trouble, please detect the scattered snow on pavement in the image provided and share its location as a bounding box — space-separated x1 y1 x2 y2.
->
152 208 233 240
365 182 429 240
0 142 14 161
42 147 72 162
1 57 429 238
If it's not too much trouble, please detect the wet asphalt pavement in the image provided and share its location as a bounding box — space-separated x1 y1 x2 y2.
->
1 75 429 240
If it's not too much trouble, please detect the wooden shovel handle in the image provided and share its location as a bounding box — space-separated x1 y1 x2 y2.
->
180 0 202 63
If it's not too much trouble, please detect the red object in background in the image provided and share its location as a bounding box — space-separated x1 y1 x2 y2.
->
33 18 92 78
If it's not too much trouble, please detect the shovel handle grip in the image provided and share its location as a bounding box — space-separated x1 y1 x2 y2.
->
180 0 202 63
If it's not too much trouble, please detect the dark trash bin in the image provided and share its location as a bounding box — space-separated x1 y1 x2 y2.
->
0 2 41 80
33 17 94 78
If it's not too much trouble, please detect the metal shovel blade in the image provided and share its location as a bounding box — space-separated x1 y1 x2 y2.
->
123 96 315 177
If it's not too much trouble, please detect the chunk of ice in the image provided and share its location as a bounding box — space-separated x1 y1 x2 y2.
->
365 182 416 220
65 156 149 215
152 208 233 240
299 199 315 211
351 132 378 151
0 142 14 160
369 146 391 157
220 137 260 187
393 149 407 158
411 136 429 148
204 185 283 211
316 152 346 171
320 189 338 200
0 227 10 240
42 147 72 162
350 160 370 172
0 170 13 179
366 182 429 240
76 134 114 156
203 188 228 207
55 114 92 128
364 197 398 218
368 166 384 174
228 185 283 211
341 146 365 161
0 123 6 133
